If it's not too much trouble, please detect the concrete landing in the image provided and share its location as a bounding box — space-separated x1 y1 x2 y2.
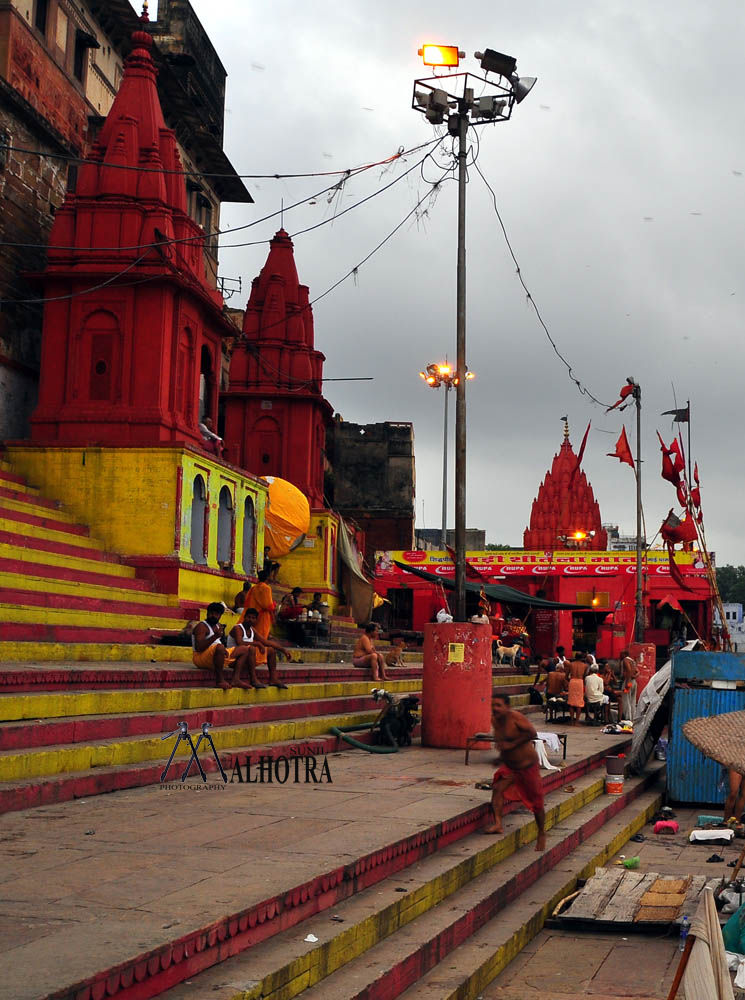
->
0 725 625 1000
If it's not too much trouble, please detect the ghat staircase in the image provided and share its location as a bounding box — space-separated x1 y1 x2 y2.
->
0 454 663 1000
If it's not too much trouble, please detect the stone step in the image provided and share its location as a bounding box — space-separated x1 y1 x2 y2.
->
0 586 184 619
18 737 632 1000
0 567 170 604
0 537 133 575
0 500 90 537
399 784 663 1000
0 461 39 491
0 659 426 690
0 516 105 551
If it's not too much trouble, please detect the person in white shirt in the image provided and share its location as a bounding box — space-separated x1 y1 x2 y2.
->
584 663 605 724
198 416 225 457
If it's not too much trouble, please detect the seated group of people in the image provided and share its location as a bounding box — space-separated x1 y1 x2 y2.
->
531 646 633 726
192 601 290 690
276 588 330 646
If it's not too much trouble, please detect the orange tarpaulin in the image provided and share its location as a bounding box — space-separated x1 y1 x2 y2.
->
262 477 310 558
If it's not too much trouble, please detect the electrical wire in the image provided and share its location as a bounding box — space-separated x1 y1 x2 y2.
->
472 156 613 409
0 139 443 256
2 143 445 306
0 139 436 180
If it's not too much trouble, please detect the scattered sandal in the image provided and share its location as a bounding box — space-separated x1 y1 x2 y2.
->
706 853 725 863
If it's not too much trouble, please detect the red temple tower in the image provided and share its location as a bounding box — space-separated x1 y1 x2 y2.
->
29 16 232 447
223 230 332 507
523 421 608 550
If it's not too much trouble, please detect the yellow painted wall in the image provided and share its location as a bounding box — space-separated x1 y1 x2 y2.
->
279 511 340 608
7 445 268 576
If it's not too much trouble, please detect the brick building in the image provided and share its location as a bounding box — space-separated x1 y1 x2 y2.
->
325 418 416 569
0 0 250 438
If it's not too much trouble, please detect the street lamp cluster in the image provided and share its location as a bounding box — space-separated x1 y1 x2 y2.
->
412 44 536 619
419 363 474 550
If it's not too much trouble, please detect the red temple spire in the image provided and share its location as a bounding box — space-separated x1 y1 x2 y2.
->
524 424 608 550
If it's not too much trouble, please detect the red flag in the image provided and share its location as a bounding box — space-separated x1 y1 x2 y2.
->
568 421 591 487
676 481 688 507
661 509 698 546
658 593 684 612
606 384 634 412
693 463 700 486
657 432 683 486
690 486 701 508
669 438 685 473
666 542 693 591
607 426 634 468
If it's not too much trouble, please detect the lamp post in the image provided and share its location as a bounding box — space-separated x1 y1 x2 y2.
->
413 45 535 619
419 362 475 550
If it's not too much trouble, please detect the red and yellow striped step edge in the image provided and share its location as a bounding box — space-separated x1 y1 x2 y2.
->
0 604 186 630
0 570 178 606
30 747 639 1000
0 538 132 574
0 462 37 491
0 677 433 722
0 690 527 782
0 516 104 550
0 586 183 617
0 493 78 523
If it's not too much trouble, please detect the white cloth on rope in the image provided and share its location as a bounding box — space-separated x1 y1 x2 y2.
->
536 731 561 754
533 739 560 772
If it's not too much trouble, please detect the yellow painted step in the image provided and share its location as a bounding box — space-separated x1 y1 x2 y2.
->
0 604 185 630
0 467 41 495
0 710 382 781
0 641 192 662
0 517 102 551
0 570 178 608
0 495 79 525
1 678 424 722
0 541 137 579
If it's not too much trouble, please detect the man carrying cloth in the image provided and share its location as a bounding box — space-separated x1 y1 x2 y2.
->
484 691 546 851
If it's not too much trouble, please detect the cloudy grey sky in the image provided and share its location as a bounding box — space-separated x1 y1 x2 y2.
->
150 2 745 562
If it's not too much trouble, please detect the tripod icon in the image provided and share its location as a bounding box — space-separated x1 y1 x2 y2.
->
160 721 228 783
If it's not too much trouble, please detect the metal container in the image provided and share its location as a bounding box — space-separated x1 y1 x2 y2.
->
667 651 745 804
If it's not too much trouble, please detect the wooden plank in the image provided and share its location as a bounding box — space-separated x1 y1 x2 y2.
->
566 867 625 920
604 871 657 923
680 875 709 916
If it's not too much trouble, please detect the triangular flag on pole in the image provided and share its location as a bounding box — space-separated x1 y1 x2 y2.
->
606 384 634 412
568 422 591 487
607 427 634 468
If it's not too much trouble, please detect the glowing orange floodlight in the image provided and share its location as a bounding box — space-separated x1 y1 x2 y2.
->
573 531 587 540
426 376 437 384
438 364 451 375
465 371 475 380
418 44 463 68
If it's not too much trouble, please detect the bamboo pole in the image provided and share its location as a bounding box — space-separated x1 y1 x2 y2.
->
666 933 695 1000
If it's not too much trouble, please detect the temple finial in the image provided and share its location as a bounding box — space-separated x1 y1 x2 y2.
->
561 415 569 440
141 0 149 22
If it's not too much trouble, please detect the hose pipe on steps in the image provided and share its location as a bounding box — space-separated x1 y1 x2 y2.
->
329 723 399 753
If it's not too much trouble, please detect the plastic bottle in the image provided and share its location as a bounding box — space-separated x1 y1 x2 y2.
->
679 915 690 951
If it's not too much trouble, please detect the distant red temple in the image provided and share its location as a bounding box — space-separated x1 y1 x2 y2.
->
375 425 712 660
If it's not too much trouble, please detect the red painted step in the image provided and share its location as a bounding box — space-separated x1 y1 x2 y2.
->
0 484 62 512
0 555 151 591
0 466 30 488
0 503 89 537
0 691 421 750
0 623 185 644
0 663 426 692
0 528 123 564
0 586 183 619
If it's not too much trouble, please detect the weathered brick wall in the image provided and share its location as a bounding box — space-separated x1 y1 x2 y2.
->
0 100 69 438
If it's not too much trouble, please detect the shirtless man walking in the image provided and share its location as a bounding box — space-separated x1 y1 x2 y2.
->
353 622 388 682
620 650 639 722
484 692 546 851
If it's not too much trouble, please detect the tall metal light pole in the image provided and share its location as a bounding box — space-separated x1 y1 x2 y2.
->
413 45 536 619
419 362 474 549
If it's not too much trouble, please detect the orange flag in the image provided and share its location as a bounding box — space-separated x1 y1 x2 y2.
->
607 427 634 468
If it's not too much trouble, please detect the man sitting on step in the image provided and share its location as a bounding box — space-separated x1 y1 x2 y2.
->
228 606 289 689
192 602 254 691
484 692 546 852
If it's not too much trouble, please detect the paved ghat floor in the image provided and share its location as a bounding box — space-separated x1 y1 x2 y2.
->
0 724 616 999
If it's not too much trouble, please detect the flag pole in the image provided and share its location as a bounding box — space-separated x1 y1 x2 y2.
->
687 399 692 489
631 379 644 643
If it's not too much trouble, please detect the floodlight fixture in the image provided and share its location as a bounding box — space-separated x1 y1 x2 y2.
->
418 44 465 68
474 49 517 78
513 75 537 104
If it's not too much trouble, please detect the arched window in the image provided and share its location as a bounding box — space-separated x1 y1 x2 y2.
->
190 475 207 564
81 310 122 404
199 345 213 421
242 496 256 575
217 485 234 565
